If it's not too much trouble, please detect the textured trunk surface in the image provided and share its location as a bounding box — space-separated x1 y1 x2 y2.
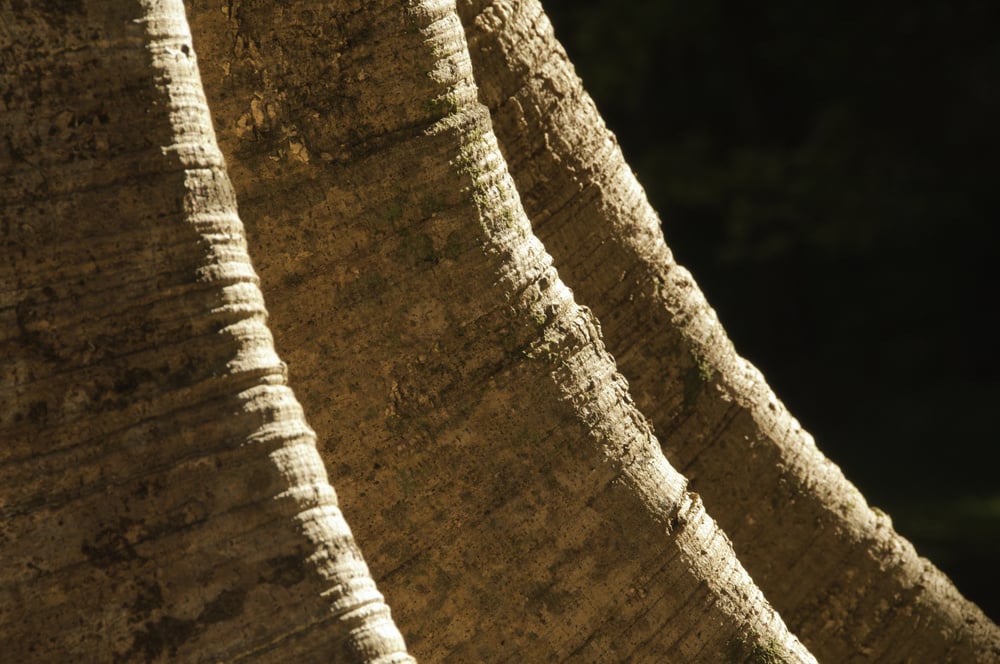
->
457 0 1000 661
0 1 411 661
186 0 814 661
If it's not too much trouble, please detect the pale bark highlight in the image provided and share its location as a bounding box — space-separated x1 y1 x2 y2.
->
1 1 411 660
458 0 1000 660
187 0 814 660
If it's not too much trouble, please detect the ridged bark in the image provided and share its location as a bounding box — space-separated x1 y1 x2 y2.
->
186 0 814 660
457 0 1000 661
0 1 411 661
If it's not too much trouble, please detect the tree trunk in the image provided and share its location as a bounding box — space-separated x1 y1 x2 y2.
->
185 0 814 660
0 1 411 661
457 0 1000 661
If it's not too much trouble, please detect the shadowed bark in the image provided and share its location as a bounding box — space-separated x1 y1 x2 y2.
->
456 0 1000 661
0 1 411 661
11 0 991 661
185 0 814 660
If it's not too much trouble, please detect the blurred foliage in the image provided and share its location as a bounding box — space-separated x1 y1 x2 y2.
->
544 0 1000 618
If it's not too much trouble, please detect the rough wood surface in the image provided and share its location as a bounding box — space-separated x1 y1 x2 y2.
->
457 0 1000 661
186 0 814 660
0 1 412 660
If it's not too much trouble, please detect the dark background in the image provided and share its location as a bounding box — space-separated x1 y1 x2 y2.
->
544 0 1000 620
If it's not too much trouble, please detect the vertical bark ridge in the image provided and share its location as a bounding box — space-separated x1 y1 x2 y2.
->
187 0 814 660
457 0 1000 660
0 1 411 661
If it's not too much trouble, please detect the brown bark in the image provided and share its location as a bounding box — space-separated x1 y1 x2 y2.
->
0 1 411 660
457 0 1000 661
186 0 814 660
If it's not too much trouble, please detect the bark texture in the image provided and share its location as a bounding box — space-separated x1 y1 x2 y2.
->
457 0 1000 661
187 0 814 660
0 1 411 660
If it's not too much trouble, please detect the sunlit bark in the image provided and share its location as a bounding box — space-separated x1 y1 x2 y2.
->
457 0 1000 660
186 0 813 660
0 1 410 660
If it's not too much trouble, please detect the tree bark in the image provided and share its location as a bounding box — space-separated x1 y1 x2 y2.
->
186 0 814 660
0 1 411 661
457 0 1000 661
